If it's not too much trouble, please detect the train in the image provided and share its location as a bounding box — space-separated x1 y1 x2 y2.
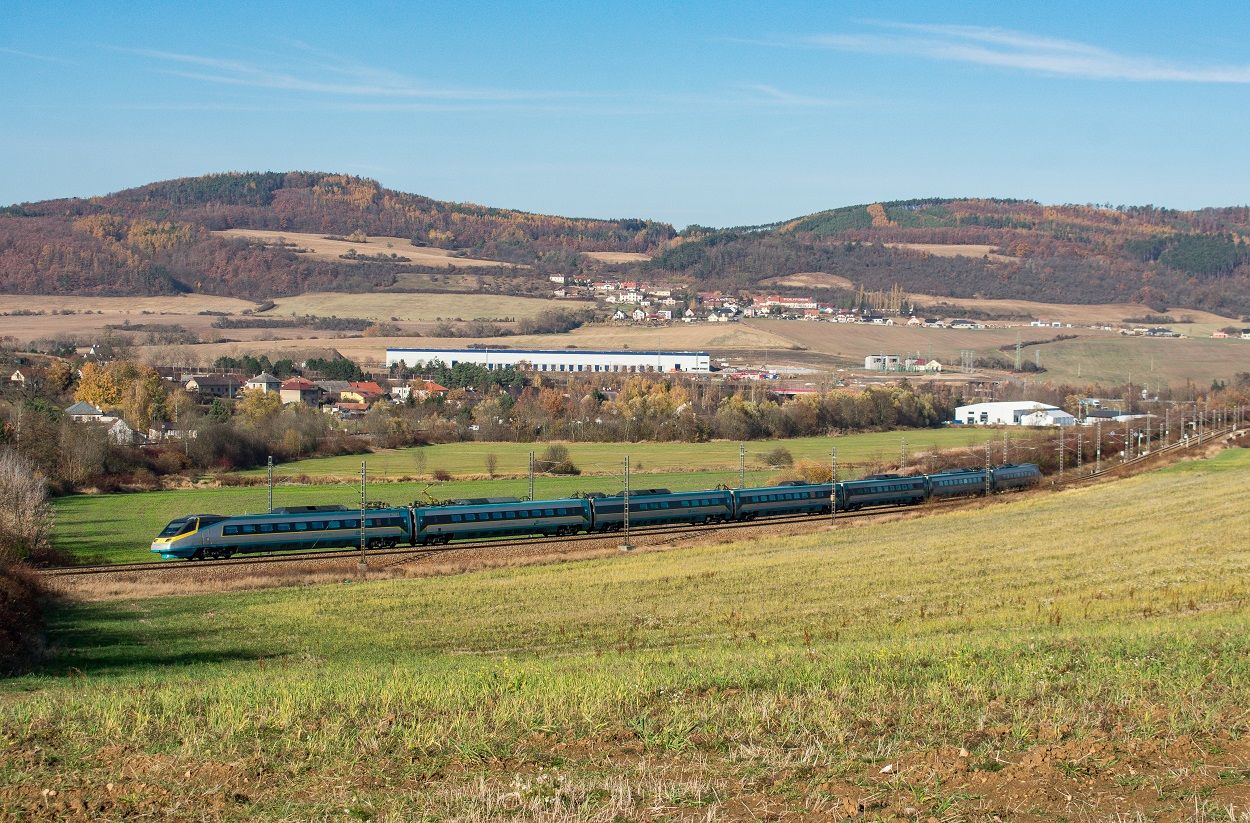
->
150 463 1041 560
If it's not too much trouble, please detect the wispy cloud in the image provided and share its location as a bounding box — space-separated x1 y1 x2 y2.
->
737 83 845 108
0 46 69 63
115 47 568 102
767 21 1250 83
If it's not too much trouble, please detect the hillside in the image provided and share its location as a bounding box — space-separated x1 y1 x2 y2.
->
9 450 1250 818
0 172 674 298
638 198 1250 316
5 178 1250 313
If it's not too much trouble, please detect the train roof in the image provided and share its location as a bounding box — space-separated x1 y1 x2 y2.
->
271 505 350 514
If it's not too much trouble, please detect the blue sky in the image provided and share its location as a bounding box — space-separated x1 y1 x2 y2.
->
3 1 1249 227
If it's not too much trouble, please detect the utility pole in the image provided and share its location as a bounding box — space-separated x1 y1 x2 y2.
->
984 441 992 496
1058 425 1064 479
620 455 633 551
1076 431 1083 472
1095 420 1102 474
1165 407 1170 447
1014 330 1022 371
899 436 907 472
1002 429 1009 464
267 455 274 513
830 447 838 524
358 461 368 577
739 444 745 488
528 450 535 501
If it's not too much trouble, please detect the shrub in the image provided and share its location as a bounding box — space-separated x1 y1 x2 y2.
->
432 468 453 482
763 446 794 467
540 444 580 475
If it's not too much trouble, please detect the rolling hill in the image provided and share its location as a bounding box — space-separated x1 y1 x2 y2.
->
0 172 674 298
3 176 1250 315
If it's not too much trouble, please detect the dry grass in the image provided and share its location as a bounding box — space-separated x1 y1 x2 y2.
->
581 251 652 263
7 449 1250 819
760 271 855 290
137 322 804 365
215 229 517 268
884 241 1018 262
268 291 571 322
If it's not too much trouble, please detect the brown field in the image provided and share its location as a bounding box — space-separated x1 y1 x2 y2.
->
910 293 1241 326
884 242 1017 262
136 322 803 367
268 292 572 322
215 229 517 268
760 271 855 290
581 251 652 263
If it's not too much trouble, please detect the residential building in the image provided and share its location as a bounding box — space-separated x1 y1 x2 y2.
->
65 401 105 422
279 377 324 405
184 374 243 399
244 372 282 393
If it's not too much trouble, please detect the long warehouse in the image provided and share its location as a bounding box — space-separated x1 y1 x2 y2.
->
385 346 711 373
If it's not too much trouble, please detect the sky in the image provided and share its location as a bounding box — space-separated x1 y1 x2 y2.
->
3 0 1249 227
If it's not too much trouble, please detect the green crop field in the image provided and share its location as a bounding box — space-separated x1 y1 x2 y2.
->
54 429 1035 564
8 448 1250 819
239 428 1022 479
54 469 779 564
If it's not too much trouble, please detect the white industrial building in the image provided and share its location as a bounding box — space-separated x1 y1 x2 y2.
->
385 347 711 374
864 354 901 371
955 400 1077 427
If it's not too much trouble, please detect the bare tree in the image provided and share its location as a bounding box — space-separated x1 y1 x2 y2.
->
0 448 51 564
485 453 498 478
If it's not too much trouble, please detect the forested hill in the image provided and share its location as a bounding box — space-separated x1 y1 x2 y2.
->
0 172 674 297
3 176 1250 314
640 198 1250 316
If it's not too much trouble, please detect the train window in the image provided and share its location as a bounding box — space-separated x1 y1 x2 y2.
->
241 524 256 535
545 509 555 517
257 523 274 534
451 514 462 523
504 511 516 519
223 525 239 536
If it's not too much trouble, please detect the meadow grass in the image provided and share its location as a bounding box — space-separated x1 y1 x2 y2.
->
7 448 1250 818
56 428 1029 564
53 468 769 564
238 428 1016 479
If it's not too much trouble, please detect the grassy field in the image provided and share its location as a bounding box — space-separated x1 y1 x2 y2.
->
6 448 1250 819
52 469 772 564
214 229 515 268
240 429 1018 480
268 291 570 323
53 429 1024 564
136 321 805 366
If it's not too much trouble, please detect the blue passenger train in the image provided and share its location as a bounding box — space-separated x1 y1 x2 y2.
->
151 463 1042 559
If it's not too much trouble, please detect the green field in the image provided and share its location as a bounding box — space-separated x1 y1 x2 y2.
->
55 429 1034 564
7 449 1250 819
242 429 1021 479
53 469 771 564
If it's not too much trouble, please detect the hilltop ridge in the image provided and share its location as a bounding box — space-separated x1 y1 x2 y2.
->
3 176 1250 314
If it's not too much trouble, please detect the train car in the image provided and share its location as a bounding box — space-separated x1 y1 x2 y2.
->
989 463 1042 492
835 473 927 511
150 504 412 560
588 488 733 531
413 497 592 545
924 468 990 500
730 481 833 520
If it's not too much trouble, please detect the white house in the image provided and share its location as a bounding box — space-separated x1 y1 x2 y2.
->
244 372 282 393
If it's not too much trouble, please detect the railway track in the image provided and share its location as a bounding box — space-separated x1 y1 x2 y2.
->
39 424 1239 580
